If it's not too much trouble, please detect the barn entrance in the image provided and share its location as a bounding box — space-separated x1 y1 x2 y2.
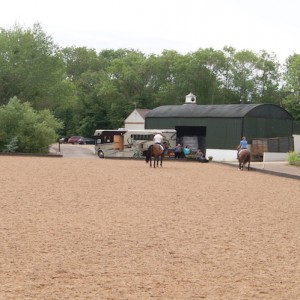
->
175 126 207 153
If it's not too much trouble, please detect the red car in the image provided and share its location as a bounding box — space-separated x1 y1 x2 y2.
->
68 136 83 144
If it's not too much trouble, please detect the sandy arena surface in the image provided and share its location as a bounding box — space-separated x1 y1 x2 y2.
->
1 156 300 300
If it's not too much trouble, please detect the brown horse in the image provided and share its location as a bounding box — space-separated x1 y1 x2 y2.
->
145 143 165 168
238 149 251 171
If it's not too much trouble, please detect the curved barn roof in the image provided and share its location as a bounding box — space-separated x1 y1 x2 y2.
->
146 104 293 119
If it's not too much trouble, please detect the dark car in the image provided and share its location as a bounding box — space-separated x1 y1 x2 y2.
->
68 136 83 144
78 137 95 145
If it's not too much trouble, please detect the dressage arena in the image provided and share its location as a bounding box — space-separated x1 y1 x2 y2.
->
1 156 300 300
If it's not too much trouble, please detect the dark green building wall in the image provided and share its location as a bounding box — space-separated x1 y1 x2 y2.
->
205 118 242 149
243 117 293 140
294 121 300 134
145 117 243 149
146 116 294 150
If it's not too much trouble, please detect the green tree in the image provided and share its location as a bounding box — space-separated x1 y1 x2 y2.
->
184 48 226 104
253 51 281 104
231 50 258 103
283 54 300 120
0 97 63 153
100 50 152 127
152 50 186 106
0 24 76 111
62 46 104 81
60 48 134 135
76 70 113 135
221 46 244 103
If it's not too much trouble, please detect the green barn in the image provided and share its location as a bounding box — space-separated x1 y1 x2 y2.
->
145 93 294 159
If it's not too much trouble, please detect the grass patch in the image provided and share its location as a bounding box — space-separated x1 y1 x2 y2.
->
185 155 197 160
288 151 300 166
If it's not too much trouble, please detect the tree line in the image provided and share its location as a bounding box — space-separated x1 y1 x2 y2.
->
1 24 300 146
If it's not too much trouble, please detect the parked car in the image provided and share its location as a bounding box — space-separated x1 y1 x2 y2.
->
68 136 83 144
59 137 68 144
78 137 95 145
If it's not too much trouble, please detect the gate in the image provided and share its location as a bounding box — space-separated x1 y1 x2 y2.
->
251 136 294 161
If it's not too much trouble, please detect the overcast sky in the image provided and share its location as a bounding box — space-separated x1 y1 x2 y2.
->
1 0 299 63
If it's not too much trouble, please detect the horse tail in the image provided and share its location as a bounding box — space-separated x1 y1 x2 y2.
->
145 145 152 163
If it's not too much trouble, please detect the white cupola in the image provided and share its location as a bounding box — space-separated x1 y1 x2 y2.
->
185 92 196 104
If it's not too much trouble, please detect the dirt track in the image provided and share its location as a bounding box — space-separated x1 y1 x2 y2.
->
1 156 300 299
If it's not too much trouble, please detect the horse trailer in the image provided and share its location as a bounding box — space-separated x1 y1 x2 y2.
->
93 128 177 158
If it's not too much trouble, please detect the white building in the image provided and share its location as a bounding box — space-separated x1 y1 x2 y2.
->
124 109 150 130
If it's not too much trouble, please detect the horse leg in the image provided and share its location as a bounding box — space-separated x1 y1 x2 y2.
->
152 156 156 168
239 160 243 170
242 159 245 170
155 157 158 168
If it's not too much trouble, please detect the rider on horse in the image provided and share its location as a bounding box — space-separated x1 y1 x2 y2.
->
146 131 167 168
237 136 248 159
153 131 165 151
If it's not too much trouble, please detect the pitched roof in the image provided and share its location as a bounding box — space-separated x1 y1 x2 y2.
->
135 109 151 119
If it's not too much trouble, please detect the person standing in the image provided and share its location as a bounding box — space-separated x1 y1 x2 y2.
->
174 143 182 159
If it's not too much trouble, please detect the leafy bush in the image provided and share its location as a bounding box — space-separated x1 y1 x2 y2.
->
288 151 300 166
3 137 18 152
0 97 63 153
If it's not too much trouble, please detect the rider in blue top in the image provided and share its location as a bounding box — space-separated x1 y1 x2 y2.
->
239 137 248 149
237 137 248 158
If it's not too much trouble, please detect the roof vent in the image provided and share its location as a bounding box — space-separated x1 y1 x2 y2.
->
185 92 196 104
